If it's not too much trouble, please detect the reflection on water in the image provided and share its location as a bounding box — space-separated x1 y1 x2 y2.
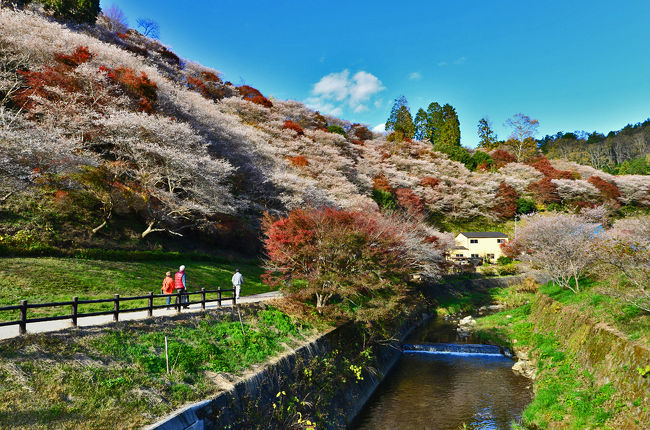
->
352 317 532 430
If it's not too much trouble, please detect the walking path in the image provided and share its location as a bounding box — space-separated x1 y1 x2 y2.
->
0 291 281 341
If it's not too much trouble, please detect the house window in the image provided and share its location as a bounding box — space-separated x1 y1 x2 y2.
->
497 239 505 244
471 254 479 258
455 254 464 258
487 254 495 260
470 239 478 244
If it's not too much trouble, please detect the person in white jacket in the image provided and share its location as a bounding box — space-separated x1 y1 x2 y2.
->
231 269 244 301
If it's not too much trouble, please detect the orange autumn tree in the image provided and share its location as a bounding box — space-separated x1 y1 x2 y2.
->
262 208 448 319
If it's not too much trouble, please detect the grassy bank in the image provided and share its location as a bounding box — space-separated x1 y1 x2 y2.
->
0 305 314 429
0 255 269 321
473 282 648 429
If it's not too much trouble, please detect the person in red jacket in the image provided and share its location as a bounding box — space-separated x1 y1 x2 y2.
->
161 271 175 309
174 265 189 309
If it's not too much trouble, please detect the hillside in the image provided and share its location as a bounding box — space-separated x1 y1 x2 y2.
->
1 7 649 256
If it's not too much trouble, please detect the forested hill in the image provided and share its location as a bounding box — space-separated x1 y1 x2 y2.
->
539 120 650 174
0 5 649 257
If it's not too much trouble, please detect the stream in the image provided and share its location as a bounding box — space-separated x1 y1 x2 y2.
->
352 316 532 430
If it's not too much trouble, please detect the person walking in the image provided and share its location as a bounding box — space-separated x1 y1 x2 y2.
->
231 268 243 301
174 265 189 309
161 271 175 309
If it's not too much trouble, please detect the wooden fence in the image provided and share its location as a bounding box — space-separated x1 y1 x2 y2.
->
0 288 236 335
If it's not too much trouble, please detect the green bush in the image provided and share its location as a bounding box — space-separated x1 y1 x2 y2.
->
433 142 471 166
497 256 512 265
327 125 346 137
467 150 494 171
371 188 397 211
517 198 536 214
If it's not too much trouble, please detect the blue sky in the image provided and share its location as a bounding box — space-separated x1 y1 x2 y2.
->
101 0 650 147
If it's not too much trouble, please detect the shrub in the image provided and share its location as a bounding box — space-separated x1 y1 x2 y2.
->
433 143 472 167
54 46 94 67
528 156 574 179
420 176 440 188
373 174 392 193
587 175 621 201
327 125 346 137
497 256 512 265
496 264 518 276
102 66 157 113
516 276 540 292
283 120 304 136
517 198 537 214
467 150 494 171
158 46 181 67
372 189 397 211
491 149 516 168
287 156 309 167
350 124 373 141
395 188 423 215
528 177 560 204
14 67 79 110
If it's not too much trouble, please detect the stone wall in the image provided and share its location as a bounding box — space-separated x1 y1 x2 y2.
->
146 313 431 430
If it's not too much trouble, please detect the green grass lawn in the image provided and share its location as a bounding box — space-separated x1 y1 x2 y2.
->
0 256 270 321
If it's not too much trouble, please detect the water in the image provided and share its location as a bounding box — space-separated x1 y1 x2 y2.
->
352 317 532 430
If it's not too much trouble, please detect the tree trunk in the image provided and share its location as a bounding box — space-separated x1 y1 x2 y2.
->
91 220 107 235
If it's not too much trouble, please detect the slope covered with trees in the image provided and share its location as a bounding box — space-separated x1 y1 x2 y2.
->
0 6 648 259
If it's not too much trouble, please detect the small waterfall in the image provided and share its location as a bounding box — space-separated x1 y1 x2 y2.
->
402 343 511 357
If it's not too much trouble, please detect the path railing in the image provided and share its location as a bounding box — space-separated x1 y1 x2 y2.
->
0 287 236 335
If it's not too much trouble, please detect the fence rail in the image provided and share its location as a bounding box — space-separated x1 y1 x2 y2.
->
0 288 236 335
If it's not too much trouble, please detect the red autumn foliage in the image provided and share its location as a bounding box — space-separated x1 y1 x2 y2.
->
500 240 523 259
351 140 365 146
587 175 621 201
373 174 392 193
54 46 94 68
420 176 440 188
528 156 574 179
396 188 424 215
283 120 304 136
350 124 373 141
381 152 391 161
491 149 516 168
528 177 561 204
287 155 309 167
493 182 518 219
14 47 95 110
54 190 69 201
237 85 273 108
102 66 157 113
117 32 129 40
201 71 222 83
250 95 273 108
14 67 79 109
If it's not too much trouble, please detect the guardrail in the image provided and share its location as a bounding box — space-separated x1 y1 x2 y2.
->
0 288 236 335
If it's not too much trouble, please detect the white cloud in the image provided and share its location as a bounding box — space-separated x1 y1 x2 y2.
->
437 61 448 67
454 56 467 65
306 69 385 115
372 123 386 133
408 72 421 80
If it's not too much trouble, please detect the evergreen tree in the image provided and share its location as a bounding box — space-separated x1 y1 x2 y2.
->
439 104 461 146
385 96 414 138
426 102 444 143
477 117 498 150
414 108 428 141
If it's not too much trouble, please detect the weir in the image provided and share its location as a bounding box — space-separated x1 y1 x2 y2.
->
402 342 512 357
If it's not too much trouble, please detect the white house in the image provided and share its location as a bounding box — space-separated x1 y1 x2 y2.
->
449 232 509 263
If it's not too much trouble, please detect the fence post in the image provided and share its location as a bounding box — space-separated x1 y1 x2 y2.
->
176 291 181 313
201 288 206 311
148 291 153 317
72 296 78 327
232 290 236 306
217 287 222 307
19 300 27 335
113 294 119 322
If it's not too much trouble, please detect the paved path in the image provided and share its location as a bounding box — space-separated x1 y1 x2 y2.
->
0 291 281 340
